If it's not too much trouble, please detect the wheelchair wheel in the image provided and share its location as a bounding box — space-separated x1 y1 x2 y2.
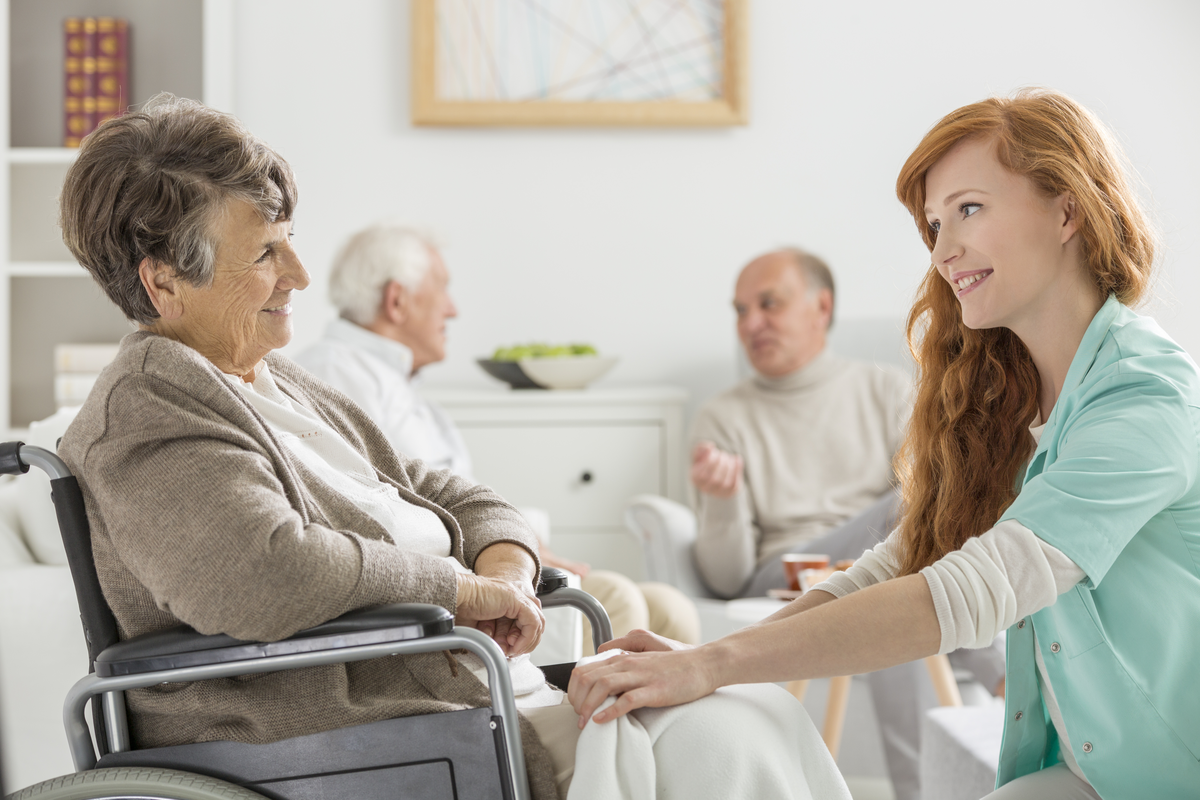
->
5 767 268 800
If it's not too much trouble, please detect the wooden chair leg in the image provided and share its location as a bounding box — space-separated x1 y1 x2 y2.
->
822 674 852 760
785 679 809 703
811 656 960 764
923 654 963 707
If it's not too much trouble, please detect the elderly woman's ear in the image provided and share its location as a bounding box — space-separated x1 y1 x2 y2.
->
138 257 185 322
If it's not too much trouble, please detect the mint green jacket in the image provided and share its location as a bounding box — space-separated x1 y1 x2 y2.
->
995 296 1200 797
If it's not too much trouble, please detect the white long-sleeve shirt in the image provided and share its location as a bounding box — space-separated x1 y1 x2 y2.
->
294 319 474 478
812 421 1092 785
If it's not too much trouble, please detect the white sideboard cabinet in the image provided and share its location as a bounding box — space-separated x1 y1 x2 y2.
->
425 386 688 580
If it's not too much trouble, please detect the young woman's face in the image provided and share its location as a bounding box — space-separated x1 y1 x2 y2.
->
924 137 1079 334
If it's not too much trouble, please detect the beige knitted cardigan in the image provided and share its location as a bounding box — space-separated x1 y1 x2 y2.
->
59 332 557 798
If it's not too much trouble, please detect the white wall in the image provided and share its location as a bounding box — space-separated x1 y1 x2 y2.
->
234 0 1200 417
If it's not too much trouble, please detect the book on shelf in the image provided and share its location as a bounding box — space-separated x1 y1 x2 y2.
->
63 17 96 148
63 17 129 147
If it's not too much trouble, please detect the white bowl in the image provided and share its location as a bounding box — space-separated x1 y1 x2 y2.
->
517 356 617 390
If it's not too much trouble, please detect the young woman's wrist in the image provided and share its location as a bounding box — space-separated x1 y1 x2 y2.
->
697 638 741 690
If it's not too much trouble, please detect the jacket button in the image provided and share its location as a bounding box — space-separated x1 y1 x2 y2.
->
1017 619 1026 629
1014 711 1023 721
1082 742 1093 753
1050 642 1061 653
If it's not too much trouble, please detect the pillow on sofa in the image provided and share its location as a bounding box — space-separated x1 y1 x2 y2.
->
0 481 36 568
10 407 81 565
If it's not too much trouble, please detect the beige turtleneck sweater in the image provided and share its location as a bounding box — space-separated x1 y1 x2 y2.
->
689 350 910 597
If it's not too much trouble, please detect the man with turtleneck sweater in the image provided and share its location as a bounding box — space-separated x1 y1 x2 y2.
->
690 249 1003 800
690 248 908 599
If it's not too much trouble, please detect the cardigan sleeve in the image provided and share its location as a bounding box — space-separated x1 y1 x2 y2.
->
77 371 462 642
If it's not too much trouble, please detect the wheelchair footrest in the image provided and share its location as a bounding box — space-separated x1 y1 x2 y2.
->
98 707 511 800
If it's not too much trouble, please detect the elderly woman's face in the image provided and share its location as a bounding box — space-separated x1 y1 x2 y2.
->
166 200 309 377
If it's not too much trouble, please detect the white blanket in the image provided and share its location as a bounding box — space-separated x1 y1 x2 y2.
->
566 652 851 800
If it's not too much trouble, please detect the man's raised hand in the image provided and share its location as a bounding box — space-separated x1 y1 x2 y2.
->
690 441 743 498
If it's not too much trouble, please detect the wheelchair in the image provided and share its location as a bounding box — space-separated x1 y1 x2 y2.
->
0 441 613 800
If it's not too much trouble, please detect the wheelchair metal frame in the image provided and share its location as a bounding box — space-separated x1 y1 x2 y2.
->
3 442 613 800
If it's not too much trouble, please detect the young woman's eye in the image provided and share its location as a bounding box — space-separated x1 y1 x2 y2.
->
961 203 982 218
929 220 941 235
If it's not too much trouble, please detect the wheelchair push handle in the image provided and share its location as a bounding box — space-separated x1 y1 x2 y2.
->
0 441 73 479
0 440 29 475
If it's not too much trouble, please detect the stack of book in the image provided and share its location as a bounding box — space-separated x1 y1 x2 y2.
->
54 343 120 409
64 17 129 147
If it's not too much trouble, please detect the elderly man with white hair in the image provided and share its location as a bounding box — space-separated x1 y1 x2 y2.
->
296 224 700 653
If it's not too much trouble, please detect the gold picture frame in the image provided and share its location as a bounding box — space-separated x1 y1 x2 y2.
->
411 0 748 127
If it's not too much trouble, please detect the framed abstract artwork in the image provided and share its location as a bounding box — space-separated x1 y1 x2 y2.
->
411 0 748 126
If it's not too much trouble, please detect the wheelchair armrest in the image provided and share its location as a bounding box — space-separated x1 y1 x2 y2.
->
536 566 570 594
94 603 453 678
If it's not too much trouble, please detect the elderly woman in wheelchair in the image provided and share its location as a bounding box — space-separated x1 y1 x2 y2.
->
5 95 848 800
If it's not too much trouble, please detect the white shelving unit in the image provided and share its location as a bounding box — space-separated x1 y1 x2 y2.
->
1 0 234 434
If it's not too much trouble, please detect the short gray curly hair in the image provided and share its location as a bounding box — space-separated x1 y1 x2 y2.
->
328 225 437 326
59 93 298 325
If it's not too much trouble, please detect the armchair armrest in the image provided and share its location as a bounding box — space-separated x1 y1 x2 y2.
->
624 494 714 599
95 603 454 678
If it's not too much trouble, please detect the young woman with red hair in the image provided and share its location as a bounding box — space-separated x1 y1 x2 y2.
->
569 90 1200 799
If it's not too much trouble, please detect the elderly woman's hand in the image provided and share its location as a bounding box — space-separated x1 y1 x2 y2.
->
455 572 545 657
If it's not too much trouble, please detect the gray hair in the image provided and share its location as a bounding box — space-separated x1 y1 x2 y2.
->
328 225 437 326
781 247 836 328
59 93 298 325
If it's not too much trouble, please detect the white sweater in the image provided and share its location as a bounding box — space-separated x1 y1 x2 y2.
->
689 351 909 597
295 319 474 478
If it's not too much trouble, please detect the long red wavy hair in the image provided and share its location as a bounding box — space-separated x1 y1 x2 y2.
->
892 89 1156 576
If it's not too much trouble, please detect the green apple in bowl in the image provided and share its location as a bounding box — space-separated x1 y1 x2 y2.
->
480 343 614 389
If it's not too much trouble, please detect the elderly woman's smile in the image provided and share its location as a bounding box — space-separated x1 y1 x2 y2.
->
141 199 309 380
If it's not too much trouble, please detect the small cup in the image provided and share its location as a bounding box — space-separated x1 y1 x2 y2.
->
781 553 831 592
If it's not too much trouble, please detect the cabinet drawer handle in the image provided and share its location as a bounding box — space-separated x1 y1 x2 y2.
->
580 471 593 484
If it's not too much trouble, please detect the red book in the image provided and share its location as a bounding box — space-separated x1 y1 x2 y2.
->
94 18 129 129
63 17 96 147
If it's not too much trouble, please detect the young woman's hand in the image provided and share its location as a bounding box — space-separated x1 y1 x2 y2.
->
568 646 719 728
598 628 695 654
455 572 545 656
